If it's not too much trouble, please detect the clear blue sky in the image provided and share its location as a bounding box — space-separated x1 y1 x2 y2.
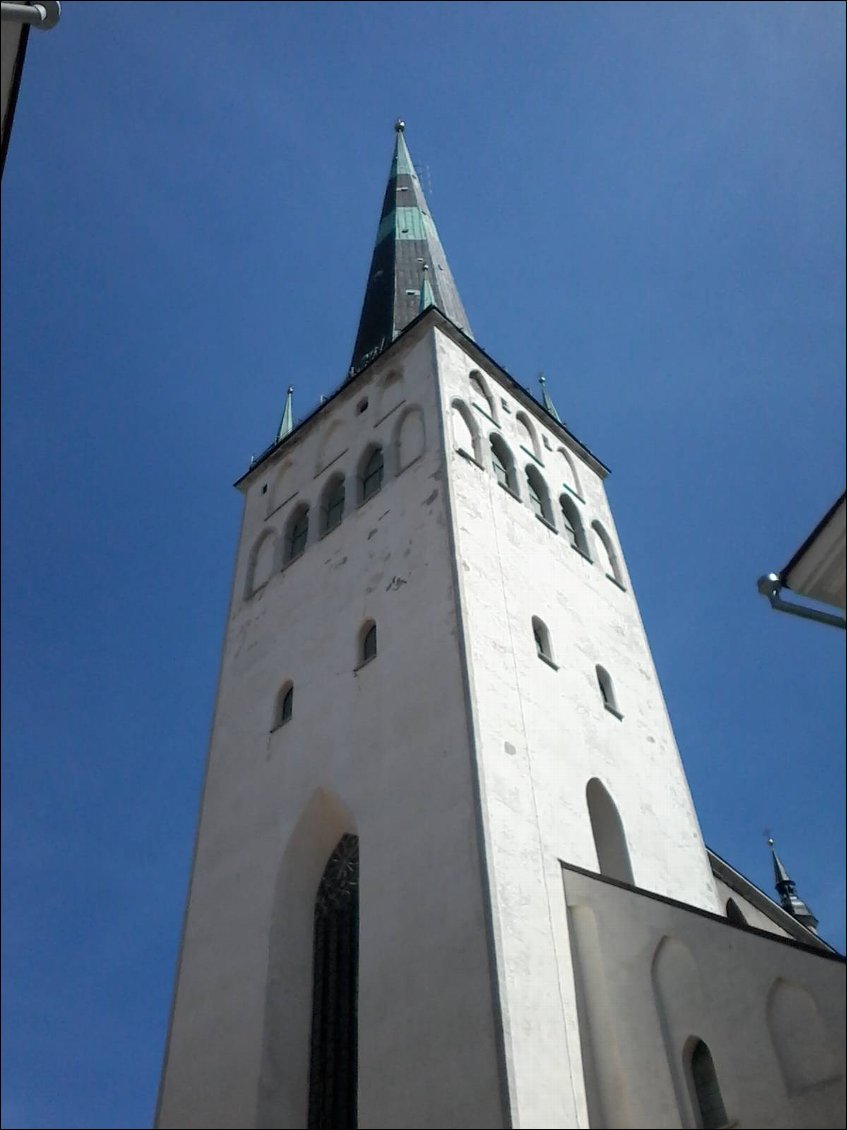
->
1 3 844 1127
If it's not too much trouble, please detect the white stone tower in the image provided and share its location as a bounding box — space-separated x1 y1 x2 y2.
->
156 125 845 1130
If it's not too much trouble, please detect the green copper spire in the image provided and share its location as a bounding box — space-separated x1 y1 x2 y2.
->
276 385 294 442
348 121 472 377
538 373 562 423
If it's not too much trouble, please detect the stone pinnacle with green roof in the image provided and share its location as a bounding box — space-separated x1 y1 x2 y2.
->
347 120 473 378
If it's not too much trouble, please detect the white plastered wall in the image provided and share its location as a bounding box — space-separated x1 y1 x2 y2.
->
434 325 721 1128
563 866 845 1129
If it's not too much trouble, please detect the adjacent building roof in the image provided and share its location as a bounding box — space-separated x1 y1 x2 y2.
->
347 121 472 378
780 490 846 612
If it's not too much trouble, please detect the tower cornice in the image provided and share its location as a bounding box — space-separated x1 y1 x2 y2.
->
235 307 609 490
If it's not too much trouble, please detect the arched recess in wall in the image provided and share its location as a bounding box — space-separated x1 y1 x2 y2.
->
394 405 425 472
378 368 404 417
468 370 497 422
267 458 294 516
515 411 541 461
586 778 633 885
652 936 711 1128
255 789 358 1130
451 399 481 462
766 978 840 1096
591 521 625 587
245 529 278 598
559 446 582 498
315 418 346 476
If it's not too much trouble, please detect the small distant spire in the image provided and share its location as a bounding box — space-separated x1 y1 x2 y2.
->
276 385 294 442
538 372 562 423
419 263 434 313
768 838 818 933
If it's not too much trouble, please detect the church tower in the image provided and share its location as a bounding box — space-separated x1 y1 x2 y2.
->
156 126 845 1130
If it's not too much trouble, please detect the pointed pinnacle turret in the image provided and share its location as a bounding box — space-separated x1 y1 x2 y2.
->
419 263 434 313
538 373 562 423
348 122 472 378
276 385 294 442
768 838 818 933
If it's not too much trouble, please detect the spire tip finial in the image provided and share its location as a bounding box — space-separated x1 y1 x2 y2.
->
394 118 405 133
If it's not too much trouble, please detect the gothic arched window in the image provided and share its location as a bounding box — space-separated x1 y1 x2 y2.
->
285 504 310 564
526 466 554 525
321 475 346 535
560 495 590 557
687 1039 729 1130
308 834 359 1130
490 435 518 495
358 446 384 504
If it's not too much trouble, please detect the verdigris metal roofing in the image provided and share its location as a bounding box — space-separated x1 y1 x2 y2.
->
347 122 472 378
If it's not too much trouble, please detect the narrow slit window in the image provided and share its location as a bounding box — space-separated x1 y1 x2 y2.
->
532 617 555 665
361 622 377 664
275 683 293 728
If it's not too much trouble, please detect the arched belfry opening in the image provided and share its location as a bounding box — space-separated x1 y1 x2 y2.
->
308 833 360 1130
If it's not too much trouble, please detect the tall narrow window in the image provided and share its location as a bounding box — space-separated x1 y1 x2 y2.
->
560 495 589 557
358 447 384 504
586 778 634 884
360 622 377 664
688 1040 729 1130
596 665 621 717
490 435 518 495
526 466 554 524
308 834 359 1130
286 504 310 564
321 475 345 535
